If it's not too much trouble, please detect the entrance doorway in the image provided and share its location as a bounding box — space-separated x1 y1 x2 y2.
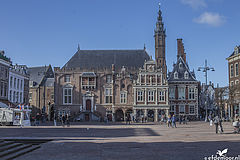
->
86 100 91 111
115 109 124 121
85 114 89 121
148 110 154 122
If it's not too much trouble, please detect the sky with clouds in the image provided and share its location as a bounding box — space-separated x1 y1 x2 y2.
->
0 0 239 87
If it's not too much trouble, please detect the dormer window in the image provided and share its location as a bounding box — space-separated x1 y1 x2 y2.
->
235 46 238 55
184 72 189 79
179 62 183 69
174 71 178 79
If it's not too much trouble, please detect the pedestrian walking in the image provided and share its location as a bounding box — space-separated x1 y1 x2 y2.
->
171 114 177 128
145 116 147 123
142 116 144 123
126 114 130 125
62 114 66 127
213 115 221 134
233 114 240 134
53 113 57 126
167 115 172 128
182 114 187 124
179 114 182 124
36 113 40 126
66 114 70 127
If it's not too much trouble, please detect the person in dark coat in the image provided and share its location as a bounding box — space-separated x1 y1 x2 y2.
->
171 115 177 128
179 114 182 124
126 114 130 125
66 114 70 127
62 114 66 127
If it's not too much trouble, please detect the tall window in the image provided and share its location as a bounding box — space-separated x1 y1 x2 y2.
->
235 63 239 77
230 65 233 78
107 75 112 83
169 88 175 100
16 92 19 102
4 82 7 97
51 91 54 100
5 68 7 79
105 88 112 103
29 92 32 101
137 91 143 101
20 92 22 103
188 88 195 100
9 90 12 101
20 80 23 90
120 93 126 103
189 105 195 114
148 91 154 101
13 91 15 102
1 67 4 78
14 78 16 89
63 88 72 104
170 105 175 113
10 77 12 88
17 79 19 89
179 105 185 114
159 90 165 101
0 82 3 97
65 75 70 83
178 88 185 100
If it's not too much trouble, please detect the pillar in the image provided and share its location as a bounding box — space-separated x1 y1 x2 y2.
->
123 110 126 121
155 109 158 122
144 109 147 117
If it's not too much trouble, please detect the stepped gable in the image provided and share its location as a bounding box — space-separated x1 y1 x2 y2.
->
168 56 197 82
63 49 150 69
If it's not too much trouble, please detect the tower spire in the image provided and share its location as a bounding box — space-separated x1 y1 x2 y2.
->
154 3 167 78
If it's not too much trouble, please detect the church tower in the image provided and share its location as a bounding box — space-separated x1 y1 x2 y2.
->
154 4 167 78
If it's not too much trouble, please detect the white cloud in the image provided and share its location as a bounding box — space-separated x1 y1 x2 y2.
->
180 0 207 10
193 12 226 27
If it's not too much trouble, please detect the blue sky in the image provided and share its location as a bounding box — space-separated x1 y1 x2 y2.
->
0 0 239 87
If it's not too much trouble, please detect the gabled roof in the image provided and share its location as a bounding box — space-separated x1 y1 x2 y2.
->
28 65 54 87
168 56 197 82
227 45 240 59
63 50 150 69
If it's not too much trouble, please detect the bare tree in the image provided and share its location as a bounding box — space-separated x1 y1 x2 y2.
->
214 86 227 119
225 83 240 122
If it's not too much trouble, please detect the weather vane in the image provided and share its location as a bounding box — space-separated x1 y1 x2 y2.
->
159 3 161 10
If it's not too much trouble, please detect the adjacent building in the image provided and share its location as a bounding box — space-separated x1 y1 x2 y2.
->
168 39 199 119
0 51 12 107
28 65 54 119
8 64 29 105
226 45 240 116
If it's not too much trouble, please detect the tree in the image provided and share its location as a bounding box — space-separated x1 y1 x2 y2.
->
225 83 240 122
214 86 227 119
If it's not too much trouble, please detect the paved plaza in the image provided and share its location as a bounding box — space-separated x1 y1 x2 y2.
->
0 121 239 160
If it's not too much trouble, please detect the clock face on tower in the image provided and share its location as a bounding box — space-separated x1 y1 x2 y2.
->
159 37 162 40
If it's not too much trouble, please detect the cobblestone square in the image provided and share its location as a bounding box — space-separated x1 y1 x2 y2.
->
0 121 239 160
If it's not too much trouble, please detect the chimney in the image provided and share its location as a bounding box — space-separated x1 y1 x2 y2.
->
177 39 186 62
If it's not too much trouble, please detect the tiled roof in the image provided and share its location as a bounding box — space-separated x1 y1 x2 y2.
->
168 57 197 82
63 50 150 69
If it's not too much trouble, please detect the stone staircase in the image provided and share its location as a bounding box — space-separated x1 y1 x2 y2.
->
0 139 51 160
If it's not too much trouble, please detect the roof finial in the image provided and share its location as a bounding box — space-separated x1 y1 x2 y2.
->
144 44 146 50
159 3 161 11
78 44 80 51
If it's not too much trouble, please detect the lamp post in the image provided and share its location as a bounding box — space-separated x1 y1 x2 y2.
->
197 59 215 122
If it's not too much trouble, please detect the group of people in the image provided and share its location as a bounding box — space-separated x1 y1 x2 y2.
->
59 114 70 127
167 114 188 128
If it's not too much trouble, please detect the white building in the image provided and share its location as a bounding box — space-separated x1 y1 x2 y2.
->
8 64 29 105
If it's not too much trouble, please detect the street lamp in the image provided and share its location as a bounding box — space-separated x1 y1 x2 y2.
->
197 59 215 122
